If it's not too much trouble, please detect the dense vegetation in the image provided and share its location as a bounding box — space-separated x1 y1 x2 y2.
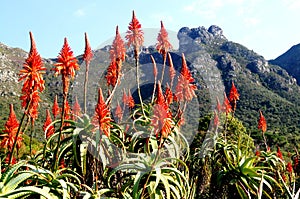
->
0 11 299 198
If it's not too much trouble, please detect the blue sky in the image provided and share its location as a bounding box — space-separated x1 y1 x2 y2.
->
1 0 300 59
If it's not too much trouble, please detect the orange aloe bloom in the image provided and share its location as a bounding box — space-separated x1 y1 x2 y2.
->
258 110 267 133
125 11 144 57
110 26 126 63
44 109 55 139
216 97 222 112
277 146 283 160
151 82 173 138
151 55 158 79
127 89 135 109
175 53 197 102
229 81 239 102
92 88 113 137
19 32 46 122
19 32 46 93
222 92 232 114
156 21 173 59
0 104 23 151
105 61 118 87
83 32 93 65
164 84 173 105
52 95 61 119
72 96 82 119
54 38 79 95
167 53 176 85
115 101 123 121
229 81 240 111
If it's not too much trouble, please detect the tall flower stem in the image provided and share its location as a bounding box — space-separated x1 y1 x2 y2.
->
83 62 89 114
29 122 35 156
160 55 167 84
52 92 67 170
135 55 145 117
9 103 29 165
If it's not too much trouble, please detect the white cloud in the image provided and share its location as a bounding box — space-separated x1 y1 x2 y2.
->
283 0 300 9
243 17 260 27
74 9 85 17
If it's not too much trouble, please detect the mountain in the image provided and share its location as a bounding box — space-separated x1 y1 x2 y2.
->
1 25 300 150
269 44 300 85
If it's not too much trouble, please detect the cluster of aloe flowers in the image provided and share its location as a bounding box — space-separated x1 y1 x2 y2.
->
0 10 299 199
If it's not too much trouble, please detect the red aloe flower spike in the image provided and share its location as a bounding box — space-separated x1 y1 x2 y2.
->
53 38 79 95
52 95 60 119
258 110 267 133
72 96 82 119
229 81 239 102
151 55 158 78
125 10 144 58
277 146 283 160
92 88 113 138
127 89 135 109
175 53 197 102
216 97 222 112
156 21 173 59
151 82 173 139
156 81 168 110
115 101 123 122
105 61 118 87
44 109 55 139
229 81 240 112
19 32 46 93
164 83 173 105
167 53 176 87
83 32 93 65
177 108 185 127
222 92 232 114
83 32 93 114
0 104 23 152
110 26 126 64
287 162 293 174
213 110 219 127
19 32 46 122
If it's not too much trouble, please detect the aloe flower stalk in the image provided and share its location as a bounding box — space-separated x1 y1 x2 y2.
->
92 88 113 138
83 32 93 114
52 95 60 119
229 81 240 113
258 110 268 150
11 32 45 164
151 81 173 139
0 104 23 153
126 11 145 115
167 53 176 88
53 37 79 170
175 53 197 102
156 21 172 83
150 55 158 103
222 92 232 115
43 109 55 139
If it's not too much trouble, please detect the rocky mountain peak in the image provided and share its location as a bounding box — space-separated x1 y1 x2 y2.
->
177 25 227 53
